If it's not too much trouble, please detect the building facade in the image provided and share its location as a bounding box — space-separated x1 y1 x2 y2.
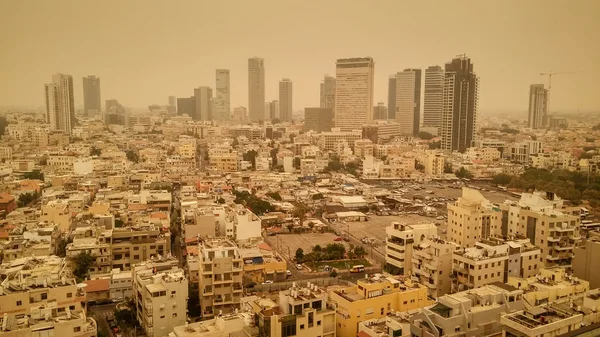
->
423 65 444 130
248 57 265 121
304 108 333 133
194 86 213 121
395 69 421 135
528 84 548 129
215 69 231 120
334 57 375 131
387 75 396 120
279 78 293 122
320 75 336 109
45 73 75 135
385 222 438 276
82 75 101 116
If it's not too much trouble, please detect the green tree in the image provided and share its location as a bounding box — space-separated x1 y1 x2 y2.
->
295 248 304 262
217 197 226 204
126 150 139 163
23 170 44 181
444 162 453 173
73 252 94 281
312 193 324 200
266 192 282 201
326 159 344 172
243 150 258 169
418 131 435 140
56 236 72 257
114 218 125 228
329 270 338 278
272 118 281 124
492 174 513 185
293 157 301 169
114 306 137 329
353 246 367 258
415 163 425 172
90 146 102 156
187 283 201 317
455 167 473 179
429 140 441 149
17 192 38 207
313 245 322 253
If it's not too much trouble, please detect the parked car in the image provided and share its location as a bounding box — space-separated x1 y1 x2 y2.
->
334 237 343 241
262 280 273 284
286 270 292 276
296 264 303 270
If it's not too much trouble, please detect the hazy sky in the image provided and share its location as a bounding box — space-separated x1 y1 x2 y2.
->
1 0 599 114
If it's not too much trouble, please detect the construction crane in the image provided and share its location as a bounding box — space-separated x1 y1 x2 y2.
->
539 71 586 117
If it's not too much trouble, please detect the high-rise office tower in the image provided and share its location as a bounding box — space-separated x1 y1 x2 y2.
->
279 78 293 122
320 75 336 109
194 86 213 121
215 69 230 120
168 96 177 107
45 73 75 135
265 101 272 120
394 69 421 135
177 97 196 117
373 102 388 120
423 65 444 129
441 56 479 153
304 108 333 132
528 84 548 129
82 75 101 116
271 100 279 120
387 76 396 120
248 57 265 121
334 57 375 131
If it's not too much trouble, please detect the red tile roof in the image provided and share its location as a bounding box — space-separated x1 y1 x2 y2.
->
0 193 14 203
83 279 110 293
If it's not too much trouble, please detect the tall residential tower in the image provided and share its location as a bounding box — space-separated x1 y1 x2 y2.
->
387 76 396 120
194 86 213 121
320 75 336 109
248 57 265 121
423 65 444 130
440 56 479 153
279 78 293 122
45 73 75 135
82 75 101 116
334 57 374 131
394 69 421 135
528 84 548 129
215 69 230 120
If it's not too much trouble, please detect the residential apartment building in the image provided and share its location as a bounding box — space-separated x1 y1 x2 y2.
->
170 312 252 337
304 107 333 133
423 150 445 176
248 57 265 121
528 84 548 129
334 57 375 131
507 267 589 306
385 222 438 276
362 121 402 144
465 147 501 163
133 256 188 337
422 65 444 130
240 246 287 283
574 235 600 290
214 69 230 120
317 129 362 151
320 75 336 109
279 78 293 122
208 146 239 172
499 191 581 268
198 239 243 318
506 140 543 164
530 151 573 170
447 188 501 248
412 237 460 298
501 304 582 337
45 73 75 135
410 283 524 337
440 56 479 153
329 275 431 337
108 226 171 271
394 69 421 135
0 256 96 337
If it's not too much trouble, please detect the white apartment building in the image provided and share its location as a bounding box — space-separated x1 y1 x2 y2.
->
385 221 438 276
215 69 230 120
208 145 239 172
530 151 573 170
198 239 243 318
465 147 501 163
505 140 543 164
0 256 96 337
317 129 362 151
133 257 188 337
334 57 375 131
423 150 445 176
394 69 419 135
0 146 12 160
354 139 374 158
279 78 293 122
412 237 460 298
422 65 444 129
447 188 501 248
45 73 75 134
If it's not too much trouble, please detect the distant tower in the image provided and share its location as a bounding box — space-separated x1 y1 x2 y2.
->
215 69 231 120
387 76 396 120
394 69 422 135
194 86 213 121
45 73 75 135
320 75 336 109
441 56 479 153
279 78 293 122
82 75 101 116
423 65 444 130
248 57 265 121
373 102 387 120
528 84 548 128
334 57 375 131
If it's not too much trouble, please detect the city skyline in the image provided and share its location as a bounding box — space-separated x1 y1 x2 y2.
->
0 1 598 115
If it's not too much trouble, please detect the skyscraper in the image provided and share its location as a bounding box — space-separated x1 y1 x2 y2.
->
304 108 333 133
320 75 336 109
177 97 195 117
440 56 479 153
423 65 444 129
528 84 548 129
248 57 265 122
387 76 396 120
215 69 230 120
373 102 388 120
82 75 101 116
394 69 421 135
45 73 74 135
279 78 293 122
334 57 375 131
194 86 213 121
168 96 177 107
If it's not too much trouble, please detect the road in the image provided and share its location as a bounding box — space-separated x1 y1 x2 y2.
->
88 303 116 337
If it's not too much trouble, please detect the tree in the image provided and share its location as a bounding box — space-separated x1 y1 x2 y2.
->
293 157 301 169
429 140 441 149
56 236 72 257
18 192 38 207
272 118 281 124
266 192 282 201
455 167 473 179
313 245 322 253
492 174 513 185
114 306 137 330
114 218 125 228
217 197 226 204
353 246 367 259
188 283 201 317
326 159 344 172
329 270 338 278
417 131 435 140
501 128 519 134
126 150 139 163
295 248 304 262
90 146 102 156
73 252 94 281
312 193 324 200
23 170 44 181
0 116 7 136
444 162 453 174
415 163 425 172
243 150 258 169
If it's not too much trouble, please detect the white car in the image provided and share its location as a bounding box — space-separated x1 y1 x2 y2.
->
263 280 273 284
296 264 303 270
286 270 292 276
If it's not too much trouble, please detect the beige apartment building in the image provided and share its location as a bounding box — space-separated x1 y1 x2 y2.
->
507 267 589 306
385 221 438 276
574 234 600 289
447 188 501 248
133 256 188 337
501 304 583 337
0 256 96 337
317 129 363 151
412 237 460 298
410 283 524 337
246 283 336 337
423 150 445 176
500 191 581 268
208 146 239 172
452 237 540 292
198 239 244 318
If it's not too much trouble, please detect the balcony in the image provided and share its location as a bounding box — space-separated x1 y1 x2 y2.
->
547 236 560 242
233 283 243 292
420 269 431 278
414 250 432 260
424 262 438 271
453 265 468 274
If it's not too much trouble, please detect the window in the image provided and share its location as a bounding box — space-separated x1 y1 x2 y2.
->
16 300 22 306
70 305 75 310
160 315 165 319
41 293 47 300
74 327 81 332
173 313 178 317
317 320 321 326
300 324 305 330
381 308 384 315
67 292 72 298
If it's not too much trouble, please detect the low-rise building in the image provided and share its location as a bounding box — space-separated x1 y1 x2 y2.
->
412 237 460 298
507 267 589 306
501 304 583 337
385 222 438 276
329 275 432 337
240 245 287 283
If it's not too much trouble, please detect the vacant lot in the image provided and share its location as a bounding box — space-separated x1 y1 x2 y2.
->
309 259 372 271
